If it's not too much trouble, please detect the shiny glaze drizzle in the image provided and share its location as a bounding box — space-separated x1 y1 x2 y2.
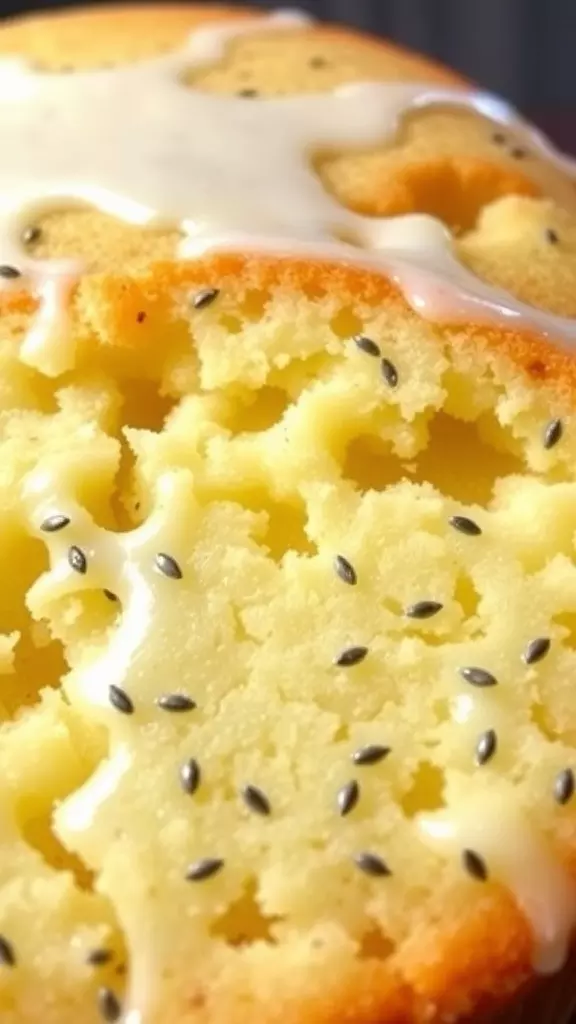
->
419 791 576 975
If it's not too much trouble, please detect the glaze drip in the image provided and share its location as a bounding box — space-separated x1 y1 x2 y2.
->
419 791 576 974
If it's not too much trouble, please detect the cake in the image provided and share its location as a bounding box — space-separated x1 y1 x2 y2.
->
0 4 575 1023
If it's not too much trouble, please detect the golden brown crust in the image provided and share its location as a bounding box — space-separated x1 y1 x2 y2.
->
0 5 255 67
324 153 541 226
172 960 416 1024
6 243 576 405
462 944 576 1024
0 3 463 83
6 241 576 412
76 252 576 408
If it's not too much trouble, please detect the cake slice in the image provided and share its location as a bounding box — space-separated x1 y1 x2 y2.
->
0 6 574 1024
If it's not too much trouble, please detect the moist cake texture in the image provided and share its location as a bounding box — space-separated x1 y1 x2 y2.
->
0 6 575 1024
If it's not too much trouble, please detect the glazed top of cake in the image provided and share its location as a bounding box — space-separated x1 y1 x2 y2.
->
1 6 576 377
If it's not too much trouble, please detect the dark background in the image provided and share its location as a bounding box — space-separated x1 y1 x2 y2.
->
3 0 576 150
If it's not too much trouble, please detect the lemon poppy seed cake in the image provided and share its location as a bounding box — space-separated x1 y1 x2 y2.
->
1 4 576 1023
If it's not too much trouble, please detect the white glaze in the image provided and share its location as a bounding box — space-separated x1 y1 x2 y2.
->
419 791 576 974
1 9 576 375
